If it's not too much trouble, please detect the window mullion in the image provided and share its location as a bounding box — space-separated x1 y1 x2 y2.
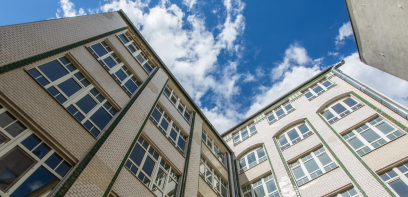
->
299 160 312 180
133 50 141 58
313 153 325 172
62 85 94 108
354 131 373 150
370 124 389 142
43 70 78 89
109 63 124 74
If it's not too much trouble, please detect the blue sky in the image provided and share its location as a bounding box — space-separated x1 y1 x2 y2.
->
1 0 408 133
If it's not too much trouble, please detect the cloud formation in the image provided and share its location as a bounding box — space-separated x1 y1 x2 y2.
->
271 43 312 80
56 0 86 18
335 21 353 49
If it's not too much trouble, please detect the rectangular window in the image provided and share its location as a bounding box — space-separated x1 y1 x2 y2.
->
27 57 117 137
150 105 188 154
233 123 258 146
278 122 314 151
343 116 404 156
321 96 363 124
199 156 228 197
265 101 296 125
302 77 335 101
380 162 408 197
125 136 179 196
238 147 267 174
162 85 192 123
201 130 227 168
290 147 337 186
242 174 280 197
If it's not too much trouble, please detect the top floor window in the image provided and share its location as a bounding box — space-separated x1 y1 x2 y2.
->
242 174 280 197
117 32 156 74
238 147 267 174
321 96 363 124
163 85 192 123
27 57 117 137
278 122 313 151
302 78 335 101
199 156 228 197
202 130 227 167
87 41 142 96
342 116 404 156
233 123 258 146
266 102 295 125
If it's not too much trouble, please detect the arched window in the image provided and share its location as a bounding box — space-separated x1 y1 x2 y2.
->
277 122 313 151
265 101 295 125
238 147 267 174
233 123 258 145
321 96 363 124
242 174 280 197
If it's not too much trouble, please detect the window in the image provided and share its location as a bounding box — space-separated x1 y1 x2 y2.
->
266 101 295 125
242 174 280 197
0 105 72 196
302 78 335 101
233 123 258 146
27 57 118 137
333 188 359 197
380 162 408 197
199 156 228 197
125 136 179 197
202 130 227 167
238 147 267 174
289 147 337 186
342 116 404 156
278 123 314 151
321 97 363 124
87 41 142 96
163 85 192 123
117 32 156 74
150 105 188 154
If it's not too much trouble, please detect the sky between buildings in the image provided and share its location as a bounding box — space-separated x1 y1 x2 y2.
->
1 0 407 134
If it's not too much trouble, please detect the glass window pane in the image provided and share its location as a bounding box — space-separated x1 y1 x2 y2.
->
241 130 249 139
38 60 69 82
257 148 265 159
205 167 212 182
348 137 365 150
155 168 167 189
0 148 35 191
332 103 348 114
90 108 112 131
10 166 58 197
45 153 63 169
298 124 309 134
124 80 137 93
304 158 320 173
4 121 26 137
57 78 82 97
312 85 324 94
266 180 277 193
275 108 285 117
360 129 381 143
239 158 247 168
322 80 333 88
170 129 177 141
21 134 42 151
376 122 395 135
129 144 145 166
32 143 51 159
268 114 276 122
317 153 332 166
287 129 300 142
160 120 169 131
305 91 315 99
91 43 108 57
55 161 71 177
115 69 127 81
151 108 162 123
177 138 185 151
247 152 256 164
343 98 358 108
389 179 408 197
164 178 177 197
285 103 293 111
0 111 16 128
254 185 266 197
152 185 163 197
142 156 155 177
292 166 305 179
322 110 335 120
118 34 130 43
279 136 288 146
76 95 97 114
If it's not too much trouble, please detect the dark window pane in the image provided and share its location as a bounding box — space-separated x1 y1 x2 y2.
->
32 143 51 159
124 80 137 93
143 64 153 73
103 56 117 69
55 94 67 104
0 133 9 145
27 69 41 78
298 124 309 134
5 121 27 137
332 103 347 114
28 69 50 86
127 45 136 53
115 69 127 81
304 159 319 173
21 134 42 151
177 138 185 150
45 153 63 169
275 108 285 117
266 180 277 193
254 185 266 197
160 120 169 131
312 85 324 94
257 148 265 158
91 43 108 57
322 110 335 120
0 111 16 128
247 152 256 164
389 179 408 197
90 108 112 130
287 129 300 142
305 92 314 99
57 78 82 97
344 98 358 108
10 166 58 197
118 34 130 43
268 114 276 122
279 136 288 146
317 153 332 166
170 129 177 141
348 137 364 150
142 156 155 177
0 148 35 191
83 121 100 137
76 95 97 114
376 122 394 134
55 161 71 177
129 144 145 166
38 60 69 82
361 129 381 143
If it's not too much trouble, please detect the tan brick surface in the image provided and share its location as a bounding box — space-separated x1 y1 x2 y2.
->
159 94 191 133
198 176 218 197
202 141 228 180
112 169 155 197
238 159 270 186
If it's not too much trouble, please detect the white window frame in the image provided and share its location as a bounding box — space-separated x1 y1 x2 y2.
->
125 136 179 197
342 116 405 156
321 96 364 124
202 130 227 167
277 122 314 151
27 57 118 137
117 32 156 74
289 147 338 186
265 101 295 125
163 85 192 123
232 123 258 146
87 41 142 96
302 77 335 101
0 105 73 196
242 174 280 197
238 147 267 174
199 156 228 197
150 105 188 154
380 162 408 197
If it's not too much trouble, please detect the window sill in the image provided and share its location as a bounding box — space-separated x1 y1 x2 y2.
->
149 118 186 158
328 103 364 125
298 165 340 187
233 132 258 146
163 95 192 125
360 131 406 157
238 156 267 175
202 140 227 169
281 133 314 152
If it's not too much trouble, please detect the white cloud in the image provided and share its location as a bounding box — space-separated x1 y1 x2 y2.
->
202 106 245 133
243 73 255 82
271 43 311 80
183 0 197 10
340 52 408 107
335 21 353 49
56 0 86 18
328 51 339 56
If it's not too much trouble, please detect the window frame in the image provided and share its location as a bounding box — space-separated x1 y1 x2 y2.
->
342 116 405 156
265 101 296 125
163 85 192 123
242 174 280 197
232 123 258 146
238 147 267 174
199 155 228 197
333 188 360 197
289 146 338 186
302 78 335 101
277 122 314 151
202 130 227 168
321 96 364 124
380 162 408 197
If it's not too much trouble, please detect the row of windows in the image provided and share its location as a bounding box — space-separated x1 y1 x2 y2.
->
199 156 228 197
125 136 179 197
0 105 72 196
266 101 295 125
238 147 266 174
150 105 188 154
27 57 118 137
321 96 363 124
163 85 192 123
117 32 156 74
278 123 313 151
302 78 335 101
233 123 258 146
242 174 279 197
202 130 227 167
87 41 142 96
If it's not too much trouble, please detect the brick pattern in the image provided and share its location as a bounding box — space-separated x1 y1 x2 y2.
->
282 134 321 162
198 176 218 197
111 169 155 197
0 12 126 67
238 159 270 186
331 105 377 134
298 167 350 196
159 94 191 135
